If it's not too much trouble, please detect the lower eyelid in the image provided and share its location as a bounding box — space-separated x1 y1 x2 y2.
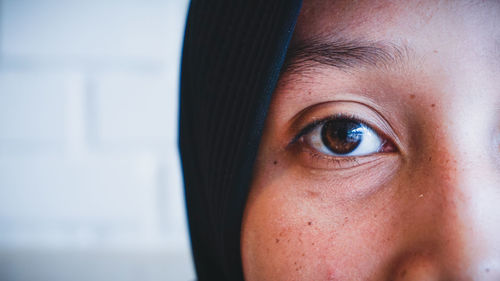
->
310 152 361 169
292 138 386 170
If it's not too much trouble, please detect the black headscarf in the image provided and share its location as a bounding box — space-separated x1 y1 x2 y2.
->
179 1 302 280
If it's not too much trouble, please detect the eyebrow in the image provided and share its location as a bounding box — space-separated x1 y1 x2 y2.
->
282 36 411 74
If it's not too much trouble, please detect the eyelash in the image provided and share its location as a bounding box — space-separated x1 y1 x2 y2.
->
307 148 362 167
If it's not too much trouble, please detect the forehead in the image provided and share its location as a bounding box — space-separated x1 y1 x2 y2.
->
294 0 500 44
284 0 500 87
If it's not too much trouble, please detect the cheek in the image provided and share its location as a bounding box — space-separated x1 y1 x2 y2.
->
241 188 330 280
241 174 404 281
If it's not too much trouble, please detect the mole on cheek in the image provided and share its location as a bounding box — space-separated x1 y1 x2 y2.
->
306 190 319 198
342 216 349 226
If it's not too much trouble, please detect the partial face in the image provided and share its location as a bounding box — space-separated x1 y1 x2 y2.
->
241 0 500 280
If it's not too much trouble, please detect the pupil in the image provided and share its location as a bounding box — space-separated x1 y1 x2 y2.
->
321 118 363 154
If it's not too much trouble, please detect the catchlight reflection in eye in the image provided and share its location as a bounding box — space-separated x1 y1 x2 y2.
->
304 118 385 156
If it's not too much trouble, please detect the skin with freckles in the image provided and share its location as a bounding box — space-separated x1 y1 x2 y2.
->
241 0 500 280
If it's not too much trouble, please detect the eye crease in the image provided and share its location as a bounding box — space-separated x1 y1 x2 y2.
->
298 116 396 157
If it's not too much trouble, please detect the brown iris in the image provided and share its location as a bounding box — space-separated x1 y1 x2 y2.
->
320 118 363 154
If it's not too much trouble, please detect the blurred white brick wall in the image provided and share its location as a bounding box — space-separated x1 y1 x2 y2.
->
0 0 195 280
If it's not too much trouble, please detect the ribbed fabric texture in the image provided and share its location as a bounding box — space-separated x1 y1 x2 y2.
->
179 1 302 280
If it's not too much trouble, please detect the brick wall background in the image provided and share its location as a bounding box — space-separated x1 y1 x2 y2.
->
0 0 195 280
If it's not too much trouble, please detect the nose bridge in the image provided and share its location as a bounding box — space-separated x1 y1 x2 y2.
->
392 34 500 279
417 115 500 279
429 154 487 273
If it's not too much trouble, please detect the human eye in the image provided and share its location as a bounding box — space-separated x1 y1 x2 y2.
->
288 105 398 170
301 116 391 157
